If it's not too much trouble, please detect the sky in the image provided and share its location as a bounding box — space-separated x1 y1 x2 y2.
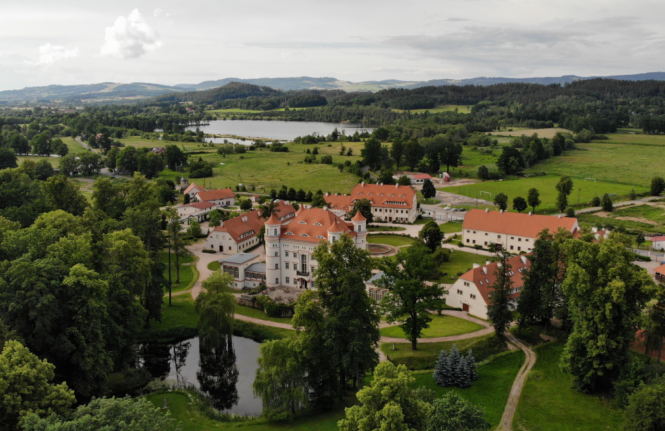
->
1 0 665 91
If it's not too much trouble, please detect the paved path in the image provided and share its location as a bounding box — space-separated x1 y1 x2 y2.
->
497 333 537 431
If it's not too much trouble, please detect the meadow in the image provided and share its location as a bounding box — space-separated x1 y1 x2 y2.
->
437 249 490 281
450 175 638 213
524 131 665 187
513 342 624 430
488 127 572 139
154 140 367 195
379 314 483 338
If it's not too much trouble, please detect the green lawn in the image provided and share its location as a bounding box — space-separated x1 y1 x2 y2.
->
382 334 493 362
367 234 414 247
523 132 665 188
437 250 489 281
413 350 525 428
207 261 221 271
450 175 637 213
577 209 665 236
514 342 624 431
367 225 406 232
380 314 483 338
439 221 463 234
146 391 350 431
235 304 293 325
155 140 366 195
152 294 199 331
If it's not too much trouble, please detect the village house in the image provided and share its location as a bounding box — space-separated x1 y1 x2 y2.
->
196 188 236 207
265 207 368 289
655 263 665 283
218 253 266 290
152 147 166 155
205 201 296 254
324 182 418 223
176 201 219 224
181 178 202 199
447 255 530 319
651 235 665 251
462 209 579 252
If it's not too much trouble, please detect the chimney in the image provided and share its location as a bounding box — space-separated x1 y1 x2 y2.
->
485 208 489 213
486 261 491 265
520 255 528 265
558 214 562 219
361 182 365 187
325 192 329 196
500 209 504 213
528 212 532 216
323 206 328 211
395 184 398 189
473 263 481 269
497 262 503 268
482 266 488 274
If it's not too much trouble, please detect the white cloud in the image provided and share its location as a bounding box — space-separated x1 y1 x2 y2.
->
36 43 78 65
153 8 163 17
100 9 162 59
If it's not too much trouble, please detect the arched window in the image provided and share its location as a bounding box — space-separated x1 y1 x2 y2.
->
301 254 307 272
273 229 277 235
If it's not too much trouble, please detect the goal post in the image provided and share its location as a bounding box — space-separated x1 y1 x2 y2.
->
479 191 492 199
584 177 596 182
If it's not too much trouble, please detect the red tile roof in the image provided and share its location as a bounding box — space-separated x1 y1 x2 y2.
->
652 236 665 242
412 174 432 179
210 210 263 243
655 264 665 275
460 254 530 305
324 194 352 212
197 188 235 201
463 209 578 238
352 211 367 222
186 202 216 210
350 183 416 209
281 208 354 243
183 183 201 195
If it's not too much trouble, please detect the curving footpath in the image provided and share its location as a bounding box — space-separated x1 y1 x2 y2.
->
497 333 536 431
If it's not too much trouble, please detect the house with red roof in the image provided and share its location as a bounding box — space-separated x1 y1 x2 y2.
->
205 201 296 255
196 188 236 207
182 182 203 200
176 201 219 223
264 206 368 289
652 236 665 251
338 182 418 223
655 264 665 283
409 173 432 184
462 209 579 252
447 254 530 318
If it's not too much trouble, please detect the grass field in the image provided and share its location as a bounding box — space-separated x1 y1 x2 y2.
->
413 350 525 427
367 225 406 232
147 391 350 431
450 175 638 213
437 250 489 281
158 252 198 293
439 221 463 234
235 304 293 325
366 234 414 247
379 314 483 338
207 261 221 271
154 140 366 195
382 334 493 361
577 206 665 235
514 342 624 430
152 294 199 331
392 105 472 114
488 128 572 139
523 132 665 187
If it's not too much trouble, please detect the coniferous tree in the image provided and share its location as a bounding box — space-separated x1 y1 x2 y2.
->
458 357 471 388
449 345 461 385
433 349 449 386
467 349 478 381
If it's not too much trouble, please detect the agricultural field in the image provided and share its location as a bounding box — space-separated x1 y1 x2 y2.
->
577 203 665 235
524 131 665 187
514 342 623 430
488 127 572 139
379 314 483 338
156 140 367 195
450 175 638 213
392 105 472 114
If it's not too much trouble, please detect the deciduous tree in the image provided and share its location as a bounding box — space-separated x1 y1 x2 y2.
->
527 188 541 213
555 175 574 212
512 196 527 213
427 392 490 431
376 242 446 350
422 179 437 199
419 220 443 251
487 251 513 341
347 198 373 223
493 192 508 211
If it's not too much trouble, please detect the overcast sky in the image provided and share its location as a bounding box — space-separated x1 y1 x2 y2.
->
1 0 664 91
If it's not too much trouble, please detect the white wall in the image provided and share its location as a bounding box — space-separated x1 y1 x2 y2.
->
446 279 489 319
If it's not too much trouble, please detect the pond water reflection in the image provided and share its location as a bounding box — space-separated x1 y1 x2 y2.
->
137 336 262 416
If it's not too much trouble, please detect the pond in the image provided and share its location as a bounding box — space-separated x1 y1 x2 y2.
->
186 120 374 142
137 336 262 416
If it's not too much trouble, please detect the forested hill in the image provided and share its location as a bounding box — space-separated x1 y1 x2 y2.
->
153 82 282 104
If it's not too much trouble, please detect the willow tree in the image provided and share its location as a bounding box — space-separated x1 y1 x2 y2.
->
253 338 309 421
196 271 236 350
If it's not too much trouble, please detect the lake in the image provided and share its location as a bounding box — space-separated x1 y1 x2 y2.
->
186 120 373 141
137 336 263 416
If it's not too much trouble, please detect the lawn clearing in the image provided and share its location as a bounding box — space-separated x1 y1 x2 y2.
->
207 260 221 271
450 175 637 213
367 225 406 232
577 208 665 236
153 294 199 331
514 342 623 431
367 234 414 247
413 350 525 428
159 250 198 293
235 304 293 325
439 221 463 234
146 391 350 431
380 314 483 338
382 334 495 364
437 250 489 281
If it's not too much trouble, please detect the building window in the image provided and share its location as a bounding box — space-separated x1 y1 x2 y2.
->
510 246 514 250
274 252 278 256
457 289 463 295
285 251 289 257
473 231 476 234
518 247 521 251
511 236 514 239
518 238 522 242
466 239 470 243
485 233 488 236
285 263 289 270
301 255 307 272
234 267 239 278
286 277 290 284
470 294 476 299
275 264 278 269
498 235 501 239
275 278 278 284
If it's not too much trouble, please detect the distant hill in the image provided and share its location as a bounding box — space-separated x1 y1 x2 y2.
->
3 73 665 103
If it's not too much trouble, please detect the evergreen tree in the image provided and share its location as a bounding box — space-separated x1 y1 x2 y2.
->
457 357 471 388
449 345 461 385
422 179 437 199
467 349 478 381
433 349 449 386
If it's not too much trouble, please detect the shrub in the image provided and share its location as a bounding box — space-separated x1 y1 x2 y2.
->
565 207 575 217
